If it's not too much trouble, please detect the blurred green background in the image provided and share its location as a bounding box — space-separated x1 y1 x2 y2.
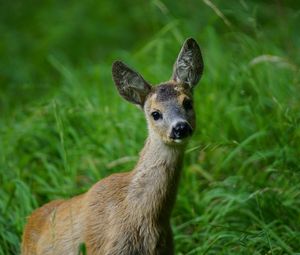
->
1 0 300 254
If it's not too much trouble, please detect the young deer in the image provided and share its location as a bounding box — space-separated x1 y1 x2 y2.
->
22 38 204 255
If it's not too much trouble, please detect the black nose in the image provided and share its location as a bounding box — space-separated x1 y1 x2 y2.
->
171 122 193 140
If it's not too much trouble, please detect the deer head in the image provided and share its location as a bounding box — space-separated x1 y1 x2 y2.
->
112 38 204 146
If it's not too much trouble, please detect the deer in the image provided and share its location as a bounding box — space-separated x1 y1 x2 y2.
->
21 38 204 255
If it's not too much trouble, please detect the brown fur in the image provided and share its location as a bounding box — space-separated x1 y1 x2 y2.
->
22 38 203 255
22 136 184 255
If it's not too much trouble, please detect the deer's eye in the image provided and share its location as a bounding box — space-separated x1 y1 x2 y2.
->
151 111 162 121
183 98 193 111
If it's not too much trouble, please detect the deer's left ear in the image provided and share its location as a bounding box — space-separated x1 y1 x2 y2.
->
172 38 204 89
112 61 152 106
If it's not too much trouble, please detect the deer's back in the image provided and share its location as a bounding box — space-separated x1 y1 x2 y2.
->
21 172 134 255
22 171 173 255
21 199 64 254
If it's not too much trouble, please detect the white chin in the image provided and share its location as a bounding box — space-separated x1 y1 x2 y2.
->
174 139 184 144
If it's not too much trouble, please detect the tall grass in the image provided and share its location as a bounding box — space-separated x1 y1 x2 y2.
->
1 1 299 254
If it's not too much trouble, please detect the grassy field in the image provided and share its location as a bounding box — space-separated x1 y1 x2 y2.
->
1 0 300 254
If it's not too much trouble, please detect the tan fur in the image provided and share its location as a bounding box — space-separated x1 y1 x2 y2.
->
22 133 184 255
22 38 203 255
22 88 187 254
22 89 190 255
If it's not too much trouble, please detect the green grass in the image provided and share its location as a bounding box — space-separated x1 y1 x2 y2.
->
1 1 300 254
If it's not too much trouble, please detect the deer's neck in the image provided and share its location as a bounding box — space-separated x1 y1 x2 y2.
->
128 134 185 221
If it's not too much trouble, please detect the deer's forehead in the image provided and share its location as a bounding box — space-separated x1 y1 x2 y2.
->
147 83 190 109
155 84 180 102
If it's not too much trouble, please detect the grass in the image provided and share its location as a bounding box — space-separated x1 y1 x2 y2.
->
1 0 300 254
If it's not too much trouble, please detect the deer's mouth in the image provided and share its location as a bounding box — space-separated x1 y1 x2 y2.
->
173 138 186 145
168 132 193 145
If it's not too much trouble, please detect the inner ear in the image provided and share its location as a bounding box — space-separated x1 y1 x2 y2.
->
112 61 152 106
172 38 204 89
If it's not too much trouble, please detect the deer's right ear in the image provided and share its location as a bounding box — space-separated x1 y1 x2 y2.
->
112 61 152 106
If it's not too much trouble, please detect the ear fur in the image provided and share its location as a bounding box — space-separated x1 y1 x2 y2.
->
112 61 151 106
172 38 204 89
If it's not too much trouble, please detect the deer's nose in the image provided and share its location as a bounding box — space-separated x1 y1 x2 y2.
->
171 122 192 140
